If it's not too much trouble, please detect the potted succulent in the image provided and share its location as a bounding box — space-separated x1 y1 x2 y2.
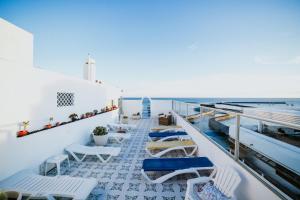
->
105 106 109 112
45 117 53 129
122 115 129 124
69 113 78 121
80 114 85 119
0 191 22 200
93 126 108 146
55 122 61 126
93 109 98 115
17 121 30 137
100 108 106 113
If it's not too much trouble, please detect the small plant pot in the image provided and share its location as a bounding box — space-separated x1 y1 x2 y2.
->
1 191 22 200
93 134 108 146
45 124 52 129
122 118 129 124
17 130 28 137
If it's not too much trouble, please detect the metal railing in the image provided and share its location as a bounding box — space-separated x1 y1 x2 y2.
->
172 100 300 200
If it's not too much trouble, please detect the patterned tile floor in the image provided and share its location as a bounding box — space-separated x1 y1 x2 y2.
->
50 118 194 200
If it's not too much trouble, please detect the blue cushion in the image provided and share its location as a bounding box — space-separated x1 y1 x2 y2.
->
148 131 187 138
197 181 229 200
143 157 213 171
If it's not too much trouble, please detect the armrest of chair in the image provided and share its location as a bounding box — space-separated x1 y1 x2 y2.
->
187 176 212 186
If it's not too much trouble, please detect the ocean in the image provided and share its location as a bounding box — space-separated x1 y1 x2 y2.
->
123 97 300 111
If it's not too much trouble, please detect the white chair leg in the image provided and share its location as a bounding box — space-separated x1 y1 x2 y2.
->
56 162 60 175
67 157 70 168
45 163 48 176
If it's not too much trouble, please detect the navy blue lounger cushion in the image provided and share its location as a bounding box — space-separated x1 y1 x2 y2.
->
148 131 187 138
143 157 213 171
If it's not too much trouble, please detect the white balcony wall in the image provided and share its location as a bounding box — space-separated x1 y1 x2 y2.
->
0 19 121 180
172 111 280 200
150 100 172 116
122 100 142 117
0 18 33 69
122 99 172 117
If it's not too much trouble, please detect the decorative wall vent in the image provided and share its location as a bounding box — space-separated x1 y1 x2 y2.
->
57 92 74 107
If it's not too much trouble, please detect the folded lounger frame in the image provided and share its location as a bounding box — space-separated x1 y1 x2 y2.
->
65 144 121 163
146 140 198 158
108 132 131 143
91 132 131 144
0 170 97 200
141 157 214 183
107 123 137 131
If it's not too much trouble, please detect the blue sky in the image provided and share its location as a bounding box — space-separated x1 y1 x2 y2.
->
1 0 300 97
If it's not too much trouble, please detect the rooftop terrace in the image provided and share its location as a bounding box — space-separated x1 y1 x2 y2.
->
47 118 191 200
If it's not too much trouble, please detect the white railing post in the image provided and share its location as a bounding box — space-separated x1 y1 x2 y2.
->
186 103 189 118
179 102 181 115
235 114 240 161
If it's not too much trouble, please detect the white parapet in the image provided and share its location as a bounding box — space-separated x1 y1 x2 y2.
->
0 18 33 69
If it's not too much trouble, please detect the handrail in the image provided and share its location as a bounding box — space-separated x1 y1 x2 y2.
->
173 100 300 130
172 100 300 200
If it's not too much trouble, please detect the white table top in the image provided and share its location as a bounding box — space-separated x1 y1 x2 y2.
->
46 154 68 163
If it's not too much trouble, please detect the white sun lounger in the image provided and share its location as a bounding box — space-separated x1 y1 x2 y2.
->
65 144 121 163
108 132 131 143
141 157 214 183
149 134 191 142
159 128 185 132
0 170 97 200
107 123 137 131
145 140 198 158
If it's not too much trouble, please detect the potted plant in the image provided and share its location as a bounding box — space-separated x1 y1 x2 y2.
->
80 114 85 119
17 121 29 137
100 108 105 113
69 113 78 121
55 122 61 126
0 191 21 200
93 109 98 115
93 126 108 146
45 117 53 129
105 106 109 112
122 115 129 124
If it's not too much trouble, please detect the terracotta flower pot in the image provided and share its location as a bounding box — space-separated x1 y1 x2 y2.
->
17 130 28 137
45 124 52 129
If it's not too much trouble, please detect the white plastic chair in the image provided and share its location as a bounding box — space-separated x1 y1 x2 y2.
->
185 167 241 200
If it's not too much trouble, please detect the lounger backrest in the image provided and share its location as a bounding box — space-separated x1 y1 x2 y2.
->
213 167 241 198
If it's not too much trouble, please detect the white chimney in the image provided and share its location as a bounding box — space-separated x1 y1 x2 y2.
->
83 54 96 82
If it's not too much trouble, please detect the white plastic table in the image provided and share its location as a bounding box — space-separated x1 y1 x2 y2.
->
45 154 70 175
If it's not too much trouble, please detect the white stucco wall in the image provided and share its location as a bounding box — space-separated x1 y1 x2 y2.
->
0 18 33 69
122 99 172 117
150 100 172 116
0 18 121 180
0 110 118 180
172 111 281 200
122 99 142 116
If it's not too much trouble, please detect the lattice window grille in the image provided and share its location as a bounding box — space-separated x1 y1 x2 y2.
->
57 92 74 107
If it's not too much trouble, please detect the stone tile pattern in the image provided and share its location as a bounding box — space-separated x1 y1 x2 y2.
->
53 119 189 200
